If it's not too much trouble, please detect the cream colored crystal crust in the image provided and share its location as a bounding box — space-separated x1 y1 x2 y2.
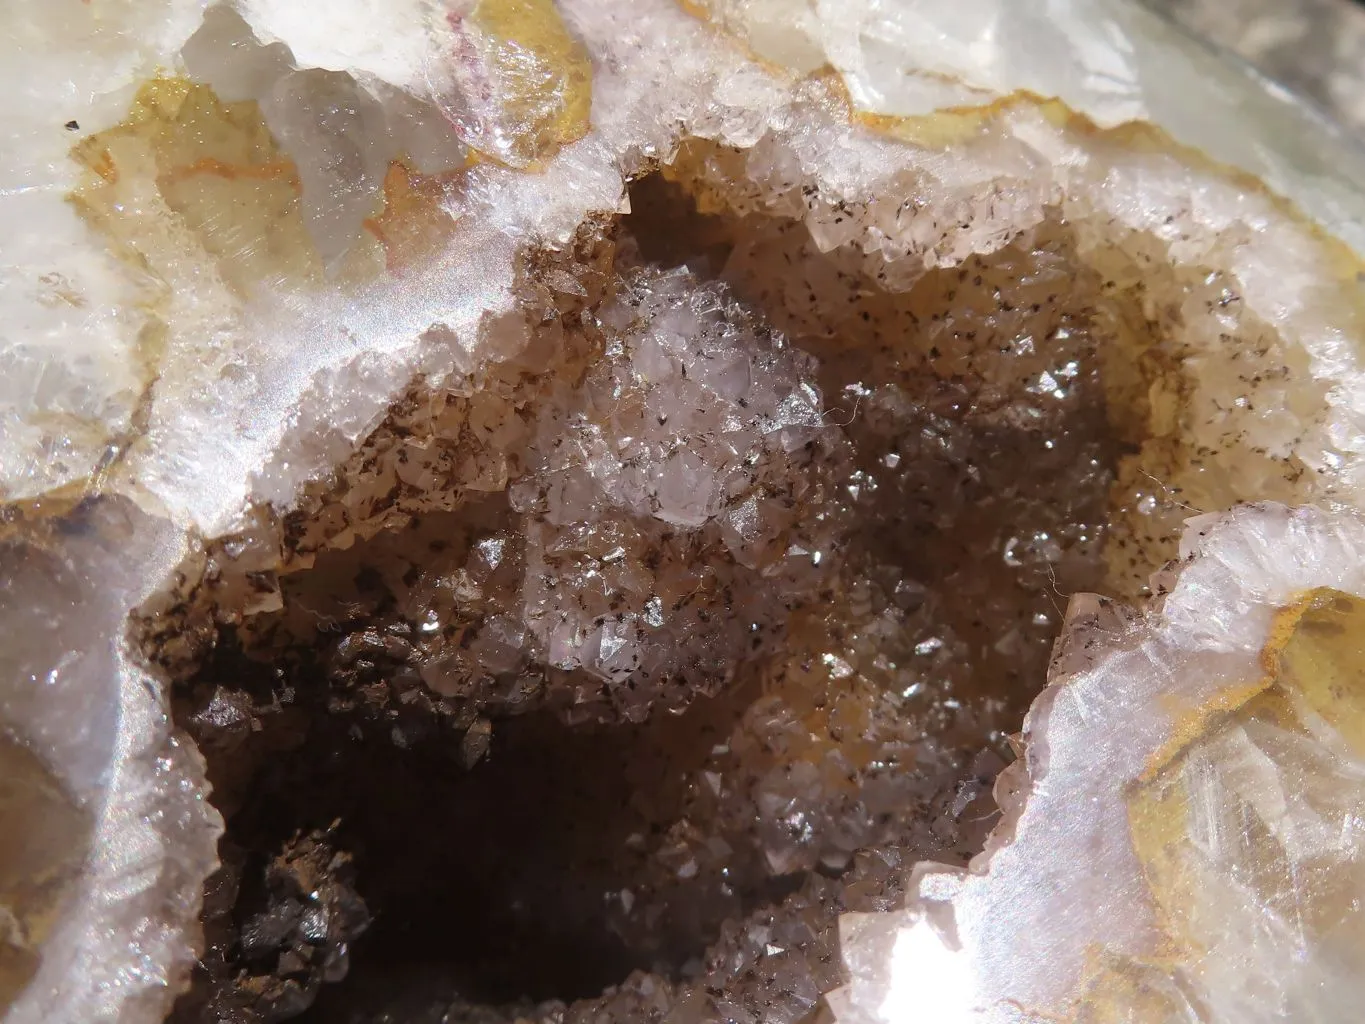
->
3 1 1365 1022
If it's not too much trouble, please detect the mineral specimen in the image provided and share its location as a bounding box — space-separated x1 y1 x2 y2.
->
4 1 1365 1023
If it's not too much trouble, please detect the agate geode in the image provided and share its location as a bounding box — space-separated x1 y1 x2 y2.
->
4 2 1365 1022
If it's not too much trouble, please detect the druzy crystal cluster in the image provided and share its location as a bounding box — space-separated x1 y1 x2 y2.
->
5 1 1365 1023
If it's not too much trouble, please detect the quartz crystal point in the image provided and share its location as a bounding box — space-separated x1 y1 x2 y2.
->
5 0 1365 1022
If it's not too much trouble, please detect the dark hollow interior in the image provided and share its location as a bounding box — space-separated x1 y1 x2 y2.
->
166 159 1142 1022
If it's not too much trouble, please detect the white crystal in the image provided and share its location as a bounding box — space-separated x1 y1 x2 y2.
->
831 503 1365 1023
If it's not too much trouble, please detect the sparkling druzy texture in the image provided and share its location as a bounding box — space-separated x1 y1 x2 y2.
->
6 1 1365 1023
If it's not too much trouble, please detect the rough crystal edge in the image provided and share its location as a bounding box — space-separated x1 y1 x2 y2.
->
828 501 1365 1023
4 505 222 1024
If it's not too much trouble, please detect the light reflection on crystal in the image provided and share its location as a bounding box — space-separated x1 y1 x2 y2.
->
833 507 1365 1024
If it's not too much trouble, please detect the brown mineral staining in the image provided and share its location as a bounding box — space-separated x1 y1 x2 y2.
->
448 0 594 168
1143 586 1365 782
362 161 463 274
66 77 473 299
0 738 92 1014
153 157 1125 1022
659 130 1347 601
137 89 1361 1023
69 78 321 296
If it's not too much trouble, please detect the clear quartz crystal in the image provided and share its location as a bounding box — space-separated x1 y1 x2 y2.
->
4 1 1365 1023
